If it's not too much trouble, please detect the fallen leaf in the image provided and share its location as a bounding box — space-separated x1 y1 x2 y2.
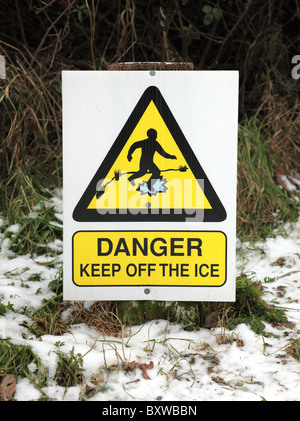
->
141 370 151 380
126 360 136 366
138 361 154 380
281 321 296 329
123 361 137 372
0 374 16 401
85 384 96 394
140 361 154 370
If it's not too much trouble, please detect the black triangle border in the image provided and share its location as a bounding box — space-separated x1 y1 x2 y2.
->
72 86 227 222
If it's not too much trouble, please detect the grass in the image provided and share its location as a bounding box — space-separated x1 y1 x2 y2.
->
0 166 63 258
286 338 300 361
54 347 84 388
0 267 296 400
237 116 299 241
26 302 68 337
226 273 288 334
0 338 47 385
3 203 62 257
201 272 289 335
0 49 63 237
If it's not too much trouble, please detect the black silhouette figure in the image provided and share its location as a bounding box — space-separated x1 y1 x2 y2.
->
127 129 176 186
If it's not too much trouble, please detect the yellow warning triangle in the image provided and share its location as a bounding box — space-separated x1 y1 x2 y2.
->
73 86 226 222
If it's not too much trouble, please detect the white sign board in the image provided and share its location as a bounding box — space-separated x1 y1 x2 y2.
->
62 70 238 301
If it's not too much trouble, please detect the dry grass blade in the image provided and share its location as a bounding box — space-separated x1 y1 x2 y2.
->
69 301 121 336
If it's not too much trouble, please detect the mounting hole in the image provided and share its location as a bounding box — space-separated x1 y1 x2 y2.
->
149 70 156 76
144 288 151 295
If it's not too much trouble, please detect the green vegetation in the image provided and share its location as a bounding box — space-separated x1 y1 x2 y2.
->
117 301 200 330
286 338 300 361
26 302 67 337
3 201 62 257
226 274 288 334
0 339 47 386
54 347 84 388
116 273 289 335
199 273 290 336
237 117 299 240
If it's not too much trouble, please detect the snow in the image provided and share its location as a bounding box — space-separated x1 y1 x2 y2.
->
279 174 300 192
0 189 299 401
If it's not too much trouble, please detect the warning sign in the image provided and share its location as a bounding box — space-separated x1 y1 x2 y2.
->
73 231 226 286
63 70 239 302
73 86 226 222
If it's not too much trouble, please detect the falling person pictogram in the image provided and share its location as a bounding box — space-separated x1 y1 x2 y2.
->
127 128 177 193
95 128 189 199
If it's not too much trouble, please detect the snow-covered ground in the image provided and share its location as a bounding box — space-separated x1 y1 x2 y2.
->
0 189 299 401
